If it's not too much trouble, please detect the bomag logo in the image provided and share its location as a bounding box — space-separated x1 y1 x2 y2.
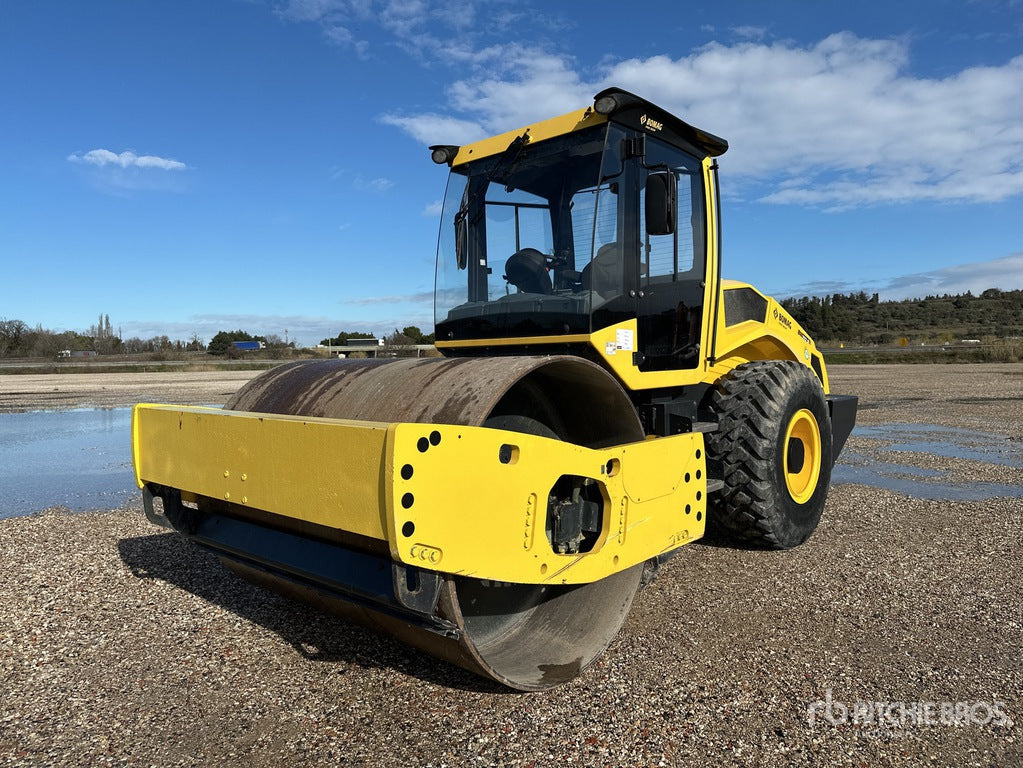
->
772 307 793 329
640 114 663 132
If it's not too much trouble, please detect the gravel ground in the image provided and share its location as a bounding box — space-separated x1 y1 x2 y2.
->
1 364 1021 767
0 371 261 413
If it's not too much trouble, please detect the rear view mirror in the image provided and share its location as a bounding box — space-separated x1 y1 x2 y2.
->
645 172 676 236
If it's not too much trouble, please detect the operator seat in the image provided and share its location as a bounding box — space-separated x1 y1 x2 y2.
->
504 248 553 294
581 242 622 299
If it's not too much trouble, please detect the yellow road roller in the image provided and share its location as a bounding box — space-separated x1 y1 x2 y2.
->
132 88 857 690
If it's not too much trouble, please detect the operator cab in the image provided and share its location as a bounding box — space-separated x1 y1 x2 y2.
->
433 89 727 372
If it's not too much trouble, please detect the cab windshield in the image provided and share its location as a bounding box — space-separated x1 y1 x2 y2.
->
435 124 612 340
434 121 707 367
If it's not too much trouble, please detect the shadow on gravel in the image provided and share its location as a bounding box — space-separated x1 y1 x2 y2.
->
117 531 508 694
688 528 767 551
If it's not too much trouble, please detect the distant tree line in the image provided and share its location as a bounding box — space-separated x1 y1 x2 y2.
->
319 326 435 346
781 288 1023 345
207 329 293 358
207 329 264 356
319 330 378 346
0 315 205 358
0 316 437 360
7 291 1020 361
386 325 435 345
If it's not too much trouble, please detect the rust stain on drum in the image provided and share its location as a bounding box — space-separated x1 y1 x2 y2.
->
227 356 603 428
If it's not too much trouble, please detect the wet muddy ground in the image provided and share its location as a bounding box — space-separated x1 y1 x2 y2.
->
830 363 1023 502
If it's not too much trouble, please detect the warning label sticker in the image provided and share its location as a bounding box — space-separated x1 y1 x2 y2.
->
615 329 634 352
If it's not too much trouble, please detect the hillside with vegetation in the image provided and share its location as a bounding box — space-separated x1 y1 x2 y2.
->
781 289 1023 345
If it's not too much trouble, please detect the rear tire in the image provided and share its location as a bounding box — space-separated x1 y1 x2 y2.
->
706 360 832 549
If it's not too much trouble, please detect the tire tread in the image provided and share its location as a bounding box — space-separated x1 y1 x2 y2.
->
706 360 831 549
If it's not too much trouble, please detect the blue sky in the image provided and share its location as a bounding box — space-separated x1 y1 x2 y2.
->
2 0 1022 346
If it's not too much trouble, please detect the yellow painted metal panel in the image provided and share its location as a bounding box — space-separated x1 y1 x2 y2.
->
618 438 689 502
131 406 145 489
387 423 706 584
712 290 830 391
584 304 829 393
135 405 709 585
702 156 722 374
132 404 392 542
588 319 707 390
452 108 606 166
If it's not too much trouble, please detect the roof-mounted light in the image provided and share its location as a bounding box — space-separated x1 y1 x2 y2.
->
593 95 618 115
429 145 460 165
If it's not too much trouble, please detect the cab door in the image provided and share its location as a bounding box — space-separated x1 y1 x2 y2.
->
635 137 708 371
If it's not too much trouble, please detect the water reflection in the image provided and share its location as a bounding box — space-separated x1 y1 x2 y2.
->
832 452 1023 501
0 407 136 519
852 423 1022 467
832 423 1023 500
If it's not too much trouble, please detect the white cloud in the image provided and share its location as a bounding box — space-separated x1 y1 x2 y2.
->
379 0 429 38
444 48 589 127
67 149 187 171
276 0 347 23
275 0 367 55
624 38 1023 206
353 175 395 192
276 2 1023 209
878 253 1023 300
377 31 1023 208
421 199 443 217
345 290 434 306
276 0 571 72
330 167 395 192
780 280 861 298
777 252 1023 300
379 112 486 145
731 25 768 40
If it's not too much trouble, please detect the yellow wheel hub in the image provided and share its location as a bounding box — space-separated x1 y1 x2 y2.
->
783 408 822 504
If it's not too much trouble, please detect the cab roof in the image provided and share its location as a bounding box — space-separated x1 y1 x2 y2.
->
434 87 728 167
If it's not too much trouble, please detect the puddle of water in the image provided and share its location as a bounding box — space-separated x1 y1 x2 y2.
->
836 451 945 477
833 423 1023 501
833 452 1023 501
853 423 1022 467
0 408 137 519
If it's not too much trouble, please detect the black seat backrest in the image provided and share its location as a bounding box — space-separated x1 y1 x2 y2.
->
581 243 621 298
504 248 553 294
